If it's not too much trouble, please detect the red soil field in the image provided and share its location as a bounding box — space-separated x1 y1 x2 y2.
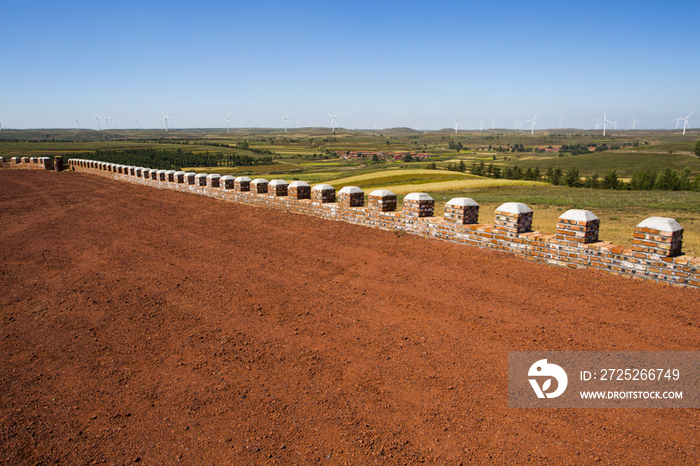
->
1 169 699 465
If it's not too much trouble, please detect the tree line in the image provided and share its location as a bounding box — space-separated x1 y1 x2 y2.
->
556 166 700 191
64 148 274 170
149 139 278 156
431 160 700 191
462 160 700 191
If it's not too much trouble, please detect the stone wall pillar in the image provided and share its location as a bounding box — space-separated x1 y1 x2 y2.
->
206 174 221 188
312 184 336 203
220 175 235 189
185 172 196 185
268 179 288 196
634 217 683 257
289 181 311 199
235 176 251 192
444 198 479 224
494 202 533 235
338 186 364 207
195 174 207 186
403 192 434 218
556 209 600 244
251 178 269 193
368 189 397 212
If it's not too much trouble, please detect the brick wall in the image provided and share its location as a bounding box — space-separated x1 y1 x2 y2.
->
2 157 53 170
65 160 700 288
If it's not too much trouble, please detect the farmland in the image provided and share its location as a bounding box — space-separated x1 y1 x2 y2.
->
2 127 700 252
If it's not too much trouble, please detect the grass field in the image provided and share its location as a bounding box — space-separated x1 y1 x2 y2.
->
499 150 700 177
319 169 546 195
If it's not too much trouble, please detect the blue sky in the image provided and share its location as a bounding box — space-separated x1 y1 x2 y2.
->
2 0 699 131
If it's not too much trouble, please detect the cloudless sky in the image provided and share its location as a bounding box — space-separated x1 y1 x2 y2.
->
2 0 699 130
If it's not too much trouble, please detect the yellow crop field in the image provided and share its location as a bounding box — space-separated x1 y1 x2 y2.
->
376 179 547 195
322 169 546 194
327 169 476 185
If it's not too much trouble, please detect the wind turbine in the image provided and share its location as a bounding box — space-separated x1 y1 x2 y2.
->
76 117 80 130
631 117 639 130
328 113 339 133
679 112 693 135
0 115 3 130
136 119 140 130
281 113 289 132
479 118 485 131
94 111 101 131
103 116 110 130
223 112 231 132
162 113 170 132
559 117 563 129
525 114 538 135
602 112 613 136
454 117 458 134
490 118 497 129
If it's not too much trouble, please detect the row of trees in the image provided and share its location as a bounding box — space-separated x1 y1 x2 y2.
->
65 148 274 170
460 160 700 191
150 139 277 155
559 166 700 191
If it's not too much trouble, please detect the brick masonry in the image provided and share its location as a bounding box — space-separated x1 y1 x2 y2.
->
338 186 364 207
368 189 397 212
268 179 289 197
3 157 52 170
251 178 269 194
444 197 480 225
235 176 251 192
289 181 311 200
311 184 336 204
28 160 700 289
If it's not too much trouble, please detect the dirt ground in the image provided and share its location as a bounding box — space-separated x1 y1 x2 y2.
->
1 170 699 465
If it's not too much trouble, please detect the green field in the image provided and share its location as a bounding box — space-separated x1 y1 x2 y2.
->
498 150 700 178
2 128 699 254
